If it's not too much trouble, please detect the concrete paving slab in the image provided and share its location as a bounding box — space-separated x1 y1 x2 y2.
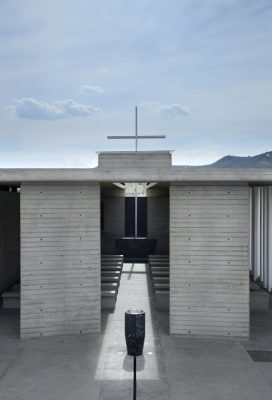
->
257 362 272 386
0 337 103 400
1 263 272 400
165 342 272 400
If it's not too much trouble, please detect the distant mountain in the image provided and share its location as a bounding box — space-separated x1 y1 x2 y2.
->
208 151 272 168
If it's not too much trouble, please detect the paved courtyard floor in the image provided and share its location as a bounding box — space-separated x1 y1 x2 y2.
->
0 263 272 399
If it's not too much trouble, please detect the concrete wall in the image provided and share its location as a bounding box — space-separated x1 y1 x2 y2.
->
147 187 169 254
98 151 172 169
101 187 125 254
0 191 20 293
170 185 250 338
20 183 100 338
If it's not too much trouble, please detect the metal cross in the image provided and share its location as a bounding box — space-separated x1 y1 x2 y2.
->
107 106 166 151
109 106 165 238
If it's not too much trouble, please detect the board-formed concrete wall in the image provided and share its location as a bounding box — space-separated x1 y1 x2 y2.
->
20 183 100 338
170 185 250 338
98 151 172 169
147 187 169 254
0 191 20 293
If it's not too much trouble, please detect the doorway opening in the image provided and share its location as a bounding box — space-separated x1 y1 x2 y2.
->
0 185 20 339
100 182 169 319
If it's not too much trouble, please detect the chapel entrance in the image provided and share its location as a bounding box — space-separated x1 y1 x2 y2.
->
100 182 169 313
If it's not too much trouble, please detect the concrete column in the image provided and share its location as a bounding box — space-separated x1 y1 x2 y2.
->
260 187 264 282
253 187 261 280
263 187 268 289
249 187 253 272
254 187 261 280
170 185 249 338
20 183 101 338
268 186 272 292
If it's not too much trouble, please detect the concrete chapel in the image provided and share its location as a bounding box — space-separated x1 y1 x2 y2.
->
0 150 271 339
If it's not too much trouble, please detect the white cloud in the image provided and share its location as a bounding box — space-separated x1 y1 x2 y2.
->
139 101 161 109
97 67 110 75
160 104 190 119
80 85 104 94
139 101 190 119
9 98 102 120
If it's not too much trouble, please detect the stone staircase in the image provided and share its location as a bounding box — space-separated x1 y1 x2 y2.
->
149 254 169 310
101 254 123 310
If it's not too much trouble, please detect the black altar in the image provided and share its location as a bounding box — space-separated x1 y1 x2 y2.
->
115 237 157 261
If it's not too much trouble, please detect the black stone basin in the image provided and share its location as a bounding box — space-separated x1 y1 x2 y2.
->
125 309 145 356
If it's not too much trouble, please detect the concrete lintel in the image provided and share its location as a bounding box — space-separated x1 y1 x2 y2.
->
96 150 174 154
0 167 272 184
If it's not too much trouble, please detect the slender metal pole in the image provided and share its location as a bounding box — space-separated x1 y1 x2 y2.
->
135 183 138 238
135 106 138 238
249 187 253 272
263 186 268 288
135 106 138 151
260 187 264 282
133 356 137 400
268 186 272 292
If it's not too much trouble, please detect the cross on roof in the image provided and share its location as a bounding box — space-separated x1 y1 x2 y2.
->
107 106 166 151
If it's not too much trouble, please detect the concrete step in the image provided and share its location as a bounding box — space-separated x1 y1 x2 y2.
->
1 291 20 309
101 289 117 310
101 265 122 271
152 277 169 284
101 271 121 277
101 290 117 297
101 283 118 290
101 276 120 285
101 255 123 261
154 283 169 290
101 276 120 282
151 268 169 276
151 266 169 271
101 254 123 257
101 261 123 266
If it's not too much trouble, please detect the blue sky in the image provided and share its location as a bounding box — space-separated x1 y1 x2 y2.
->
0 0 271 167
